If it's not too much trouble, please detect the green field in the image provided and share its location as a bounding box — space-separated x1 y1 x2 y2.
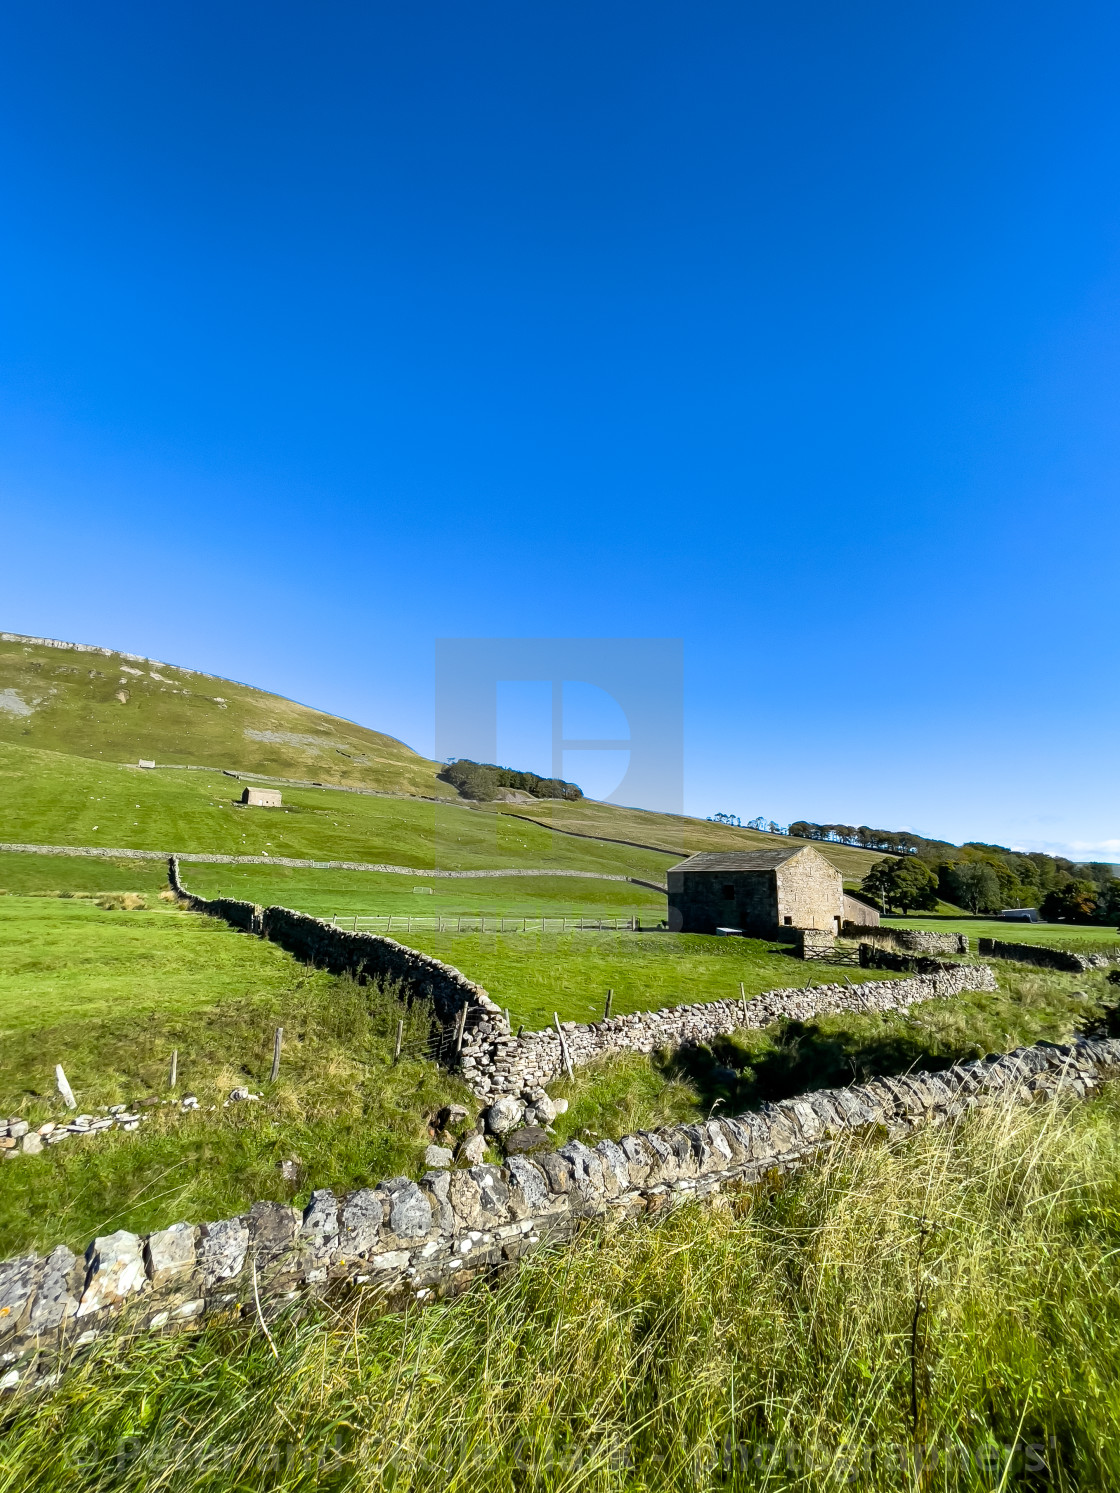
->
0 633 890 887
393 926 898 1029
7 1087 1120 1490
0 896 476 1256
889 914 1120 950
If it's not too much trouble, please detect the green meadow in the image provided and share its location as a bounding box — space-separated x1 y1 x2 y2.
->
7 1089 1120 1491
393 925 895 1029
889 914 1120 950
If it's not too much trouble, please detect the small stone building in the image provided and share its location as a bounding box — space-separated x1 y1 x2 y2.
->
841 893 881 929
241 786 282 808
667 846 844 936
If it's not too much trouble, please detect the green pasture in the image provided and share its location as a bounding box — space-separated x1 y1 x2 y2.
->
178 860 667 918
0 740 675 880
8 1087 1120 1490
391 927 899 1029
0 897 473 1256
889 914 1120 950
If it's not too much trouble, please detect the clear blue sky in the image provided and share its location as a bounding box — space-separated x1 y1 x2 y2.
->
2 1 1118 859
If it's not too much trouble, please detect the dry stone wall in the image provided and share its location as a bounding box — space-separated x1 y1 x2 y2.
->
977 937 1116 973
460 961 997 1098
851 927 969 956
2 1033 1118 1393
170 860 997 1101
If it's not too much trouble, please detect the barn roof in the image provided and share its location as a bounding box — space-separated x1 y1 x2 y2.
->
668 847 819 874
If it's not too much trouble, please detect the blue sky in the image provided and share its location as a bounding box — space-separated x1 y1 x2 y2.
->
2 1 1119 858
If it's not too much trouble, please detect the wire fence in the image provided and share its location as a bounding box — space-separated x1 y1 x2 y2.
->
328 913 652 935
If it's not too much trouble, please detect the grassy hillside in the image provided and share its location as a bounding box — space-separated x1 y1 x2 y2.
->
0 741 676 881
0 633 889 885
481 796 888 879
7 1088 1120 1490
0 633 445 793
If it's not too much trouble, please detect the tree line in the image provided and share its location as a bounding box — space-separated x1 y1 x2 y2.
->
439 759 583 802
860 848 1120 924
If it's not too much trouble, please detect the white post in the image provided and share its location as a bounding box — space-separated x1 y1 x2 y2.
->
56 1064 76 1109
553 1012 574 1080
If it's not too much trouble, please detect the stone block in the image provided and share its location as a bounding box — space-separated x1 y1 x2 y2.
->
382 1178 433 1240
248 1202 300 1267
468 1165 510 1225
505 1157 550 1218
339 1189 385 1258
145 1223 199 1289
28 1245 81 1334
79 1231 147 1316
200 1217 249 1287
0 1254 41 1340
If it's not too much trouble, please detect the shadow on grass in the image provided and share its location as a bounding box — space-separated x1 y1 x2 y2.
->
661 1004 1117 1118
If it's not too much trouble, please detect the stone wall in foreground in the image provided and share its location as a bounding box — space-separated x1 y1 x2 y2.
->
2 1034 1118 1393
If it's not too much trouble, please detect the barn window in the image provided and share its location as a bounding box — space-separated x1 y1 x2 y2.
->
784 915 793 925
721 885 735 898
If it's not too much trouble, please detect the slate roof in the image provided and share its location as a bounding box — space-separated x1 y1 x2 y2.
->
667 848 816 874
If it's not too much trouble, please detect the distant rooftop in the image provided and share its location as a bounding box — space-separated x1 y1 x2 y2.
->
669 848 814 873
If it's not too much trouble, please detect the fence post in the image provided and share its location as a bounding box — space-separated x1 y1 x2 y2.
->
454 1003 468 1055
169 1049 178 1089
393 1019 404 1064
553 1012 574 1080
270 1027 284 1082
740 981 748 1027
604 988 613 1020
56 1064 77 1110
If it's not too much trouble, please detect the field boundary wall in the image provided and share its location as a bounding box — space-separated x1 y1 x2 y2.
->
169 860 998 1100
1 1033 1116 1394
977 937 1117 973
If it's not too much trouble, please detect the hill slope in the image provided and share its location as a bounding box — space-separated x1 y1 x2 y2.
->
0 633 444 794
0 632 888 881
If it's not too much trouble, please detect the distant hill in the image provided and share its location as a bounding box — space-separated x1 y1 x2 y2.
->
0 633 446 796
0 632 889 881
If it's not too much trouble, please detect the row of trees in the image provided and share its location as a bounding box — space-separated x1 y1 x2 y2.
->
861 853 1120 923
438 759 583 803
789 821 941 856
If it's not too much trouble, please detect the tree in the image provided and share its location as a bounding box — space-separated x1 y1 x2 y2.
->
861 857 939 915
940 861 1002 914
1040 880 1098 923
1093 879 1120 926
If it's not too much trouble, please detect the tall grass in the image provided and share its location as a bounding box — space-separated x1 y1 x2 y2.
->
5 1087 1120 1490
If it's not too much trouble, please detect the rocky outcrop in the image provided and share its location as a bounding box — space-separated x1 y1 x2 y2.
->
2 1034 1118 1393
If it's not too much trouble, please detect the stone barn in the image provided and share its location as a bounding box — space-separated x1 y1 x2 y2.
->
241 786 282 807
667 846 844 936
